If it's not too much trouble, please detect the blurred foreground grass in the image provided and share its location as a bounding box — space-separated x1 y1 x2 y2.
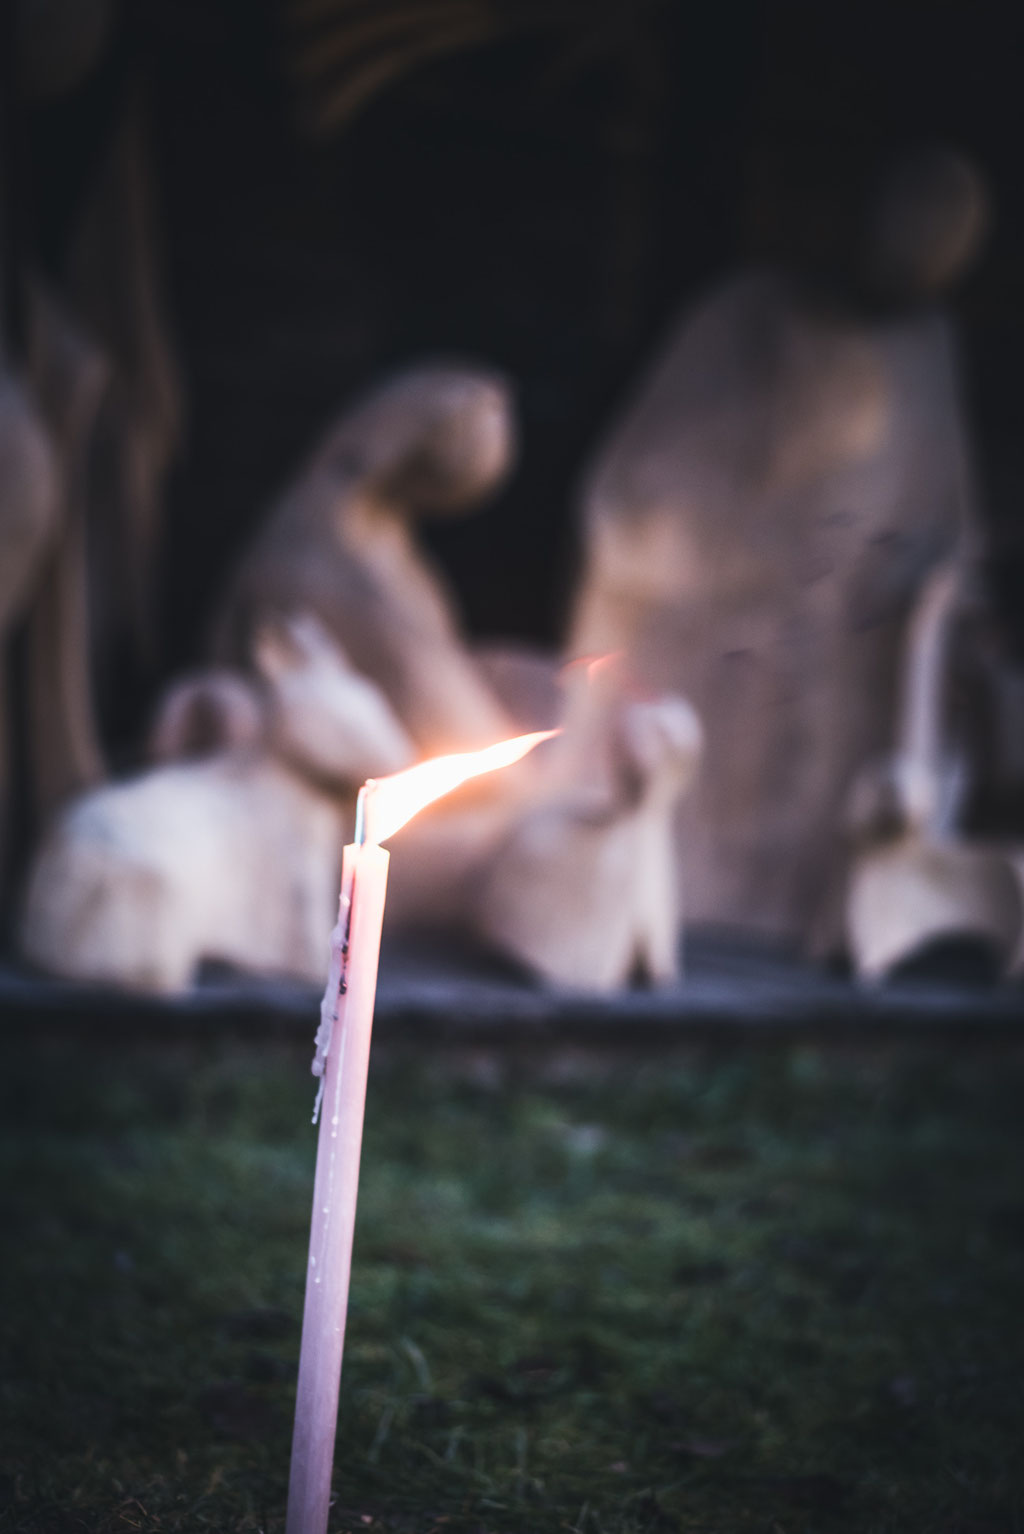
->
1 1031 1023 1533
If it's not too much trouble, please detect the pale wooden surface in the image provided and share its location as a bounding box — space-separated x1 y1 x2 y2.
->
568 271 975 948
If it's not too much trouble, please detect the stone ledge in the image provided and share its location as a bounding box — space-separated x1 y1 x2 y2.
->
1 931 1021 1044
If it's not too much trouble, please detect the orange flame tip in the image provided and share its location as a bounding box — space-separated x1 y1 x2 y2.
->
358 728 559 846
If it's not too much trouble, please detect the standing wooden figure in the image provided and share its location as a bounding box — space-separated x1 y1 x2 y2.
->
568 148 990 950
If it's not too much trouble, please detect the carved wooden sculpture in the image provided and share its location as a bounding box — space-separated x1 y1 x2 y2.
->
469 669 703 987
845 561 1024 979
383 659 703 988
217 363 517 755
2 38 180 902
0 290 108 905
19 614 414 991
22 292 109 812
0 369 58 885
67 91 182 690
0 372 58 655
567 149 990 948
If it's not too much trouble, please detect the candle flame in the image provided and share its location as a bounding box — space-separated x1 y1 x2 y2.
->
359 728 559 845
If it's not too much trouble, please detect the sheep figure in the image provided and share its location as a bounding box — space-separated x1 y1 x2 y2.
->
19 613 414 992
468 667 703 988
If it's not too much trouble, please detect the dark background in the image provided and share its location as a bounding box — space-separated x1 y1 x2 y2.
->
24 0 1024 698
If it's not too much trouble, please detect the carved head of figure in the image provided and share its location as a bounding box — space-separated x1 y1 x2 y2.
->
152 614 415 789
862 146 991 302
620 694 705 806
325 362 516 514
255 613 416 786
845 754 945 846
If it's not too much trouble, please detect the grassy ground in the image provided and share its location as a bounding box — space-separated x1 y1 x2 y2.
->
1 1031 1023 1534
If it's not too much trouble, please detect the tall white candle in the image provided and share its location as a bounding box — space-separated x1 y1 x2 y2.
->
286 838 389 1534
286 728 557 1534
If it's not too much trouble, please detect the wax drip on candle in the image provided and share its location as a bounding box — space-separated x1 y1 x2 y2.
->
310 882 348 1119
311 786 369 1123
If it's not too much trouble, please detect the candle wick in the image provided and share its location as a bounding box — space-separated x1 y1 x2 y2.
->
354 784 372 847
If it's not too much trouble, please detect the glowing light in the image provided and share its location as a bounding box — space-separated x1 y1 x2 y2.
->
585 651 623 679
558 651 624 685
359 729 559 846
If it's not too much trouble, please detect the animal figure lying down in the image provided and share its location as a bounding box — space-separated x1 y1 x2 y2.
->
19 614 415 992
20 622 704 994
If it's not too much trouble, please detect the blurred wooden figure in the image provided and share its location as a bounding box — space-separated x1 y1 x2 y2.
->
384 657 704 989
0 292 109 904
470 664 703 987
20 614 414 992
568 148 991 950
845 562 1024 979
217 363 518 755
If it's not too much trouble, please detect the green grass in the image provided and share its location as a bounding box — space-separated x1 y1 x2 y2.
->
1 1032 1023 1533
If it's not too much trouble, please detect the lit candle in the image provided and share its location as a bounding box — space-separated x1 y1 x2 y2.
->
286 729 556 1534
